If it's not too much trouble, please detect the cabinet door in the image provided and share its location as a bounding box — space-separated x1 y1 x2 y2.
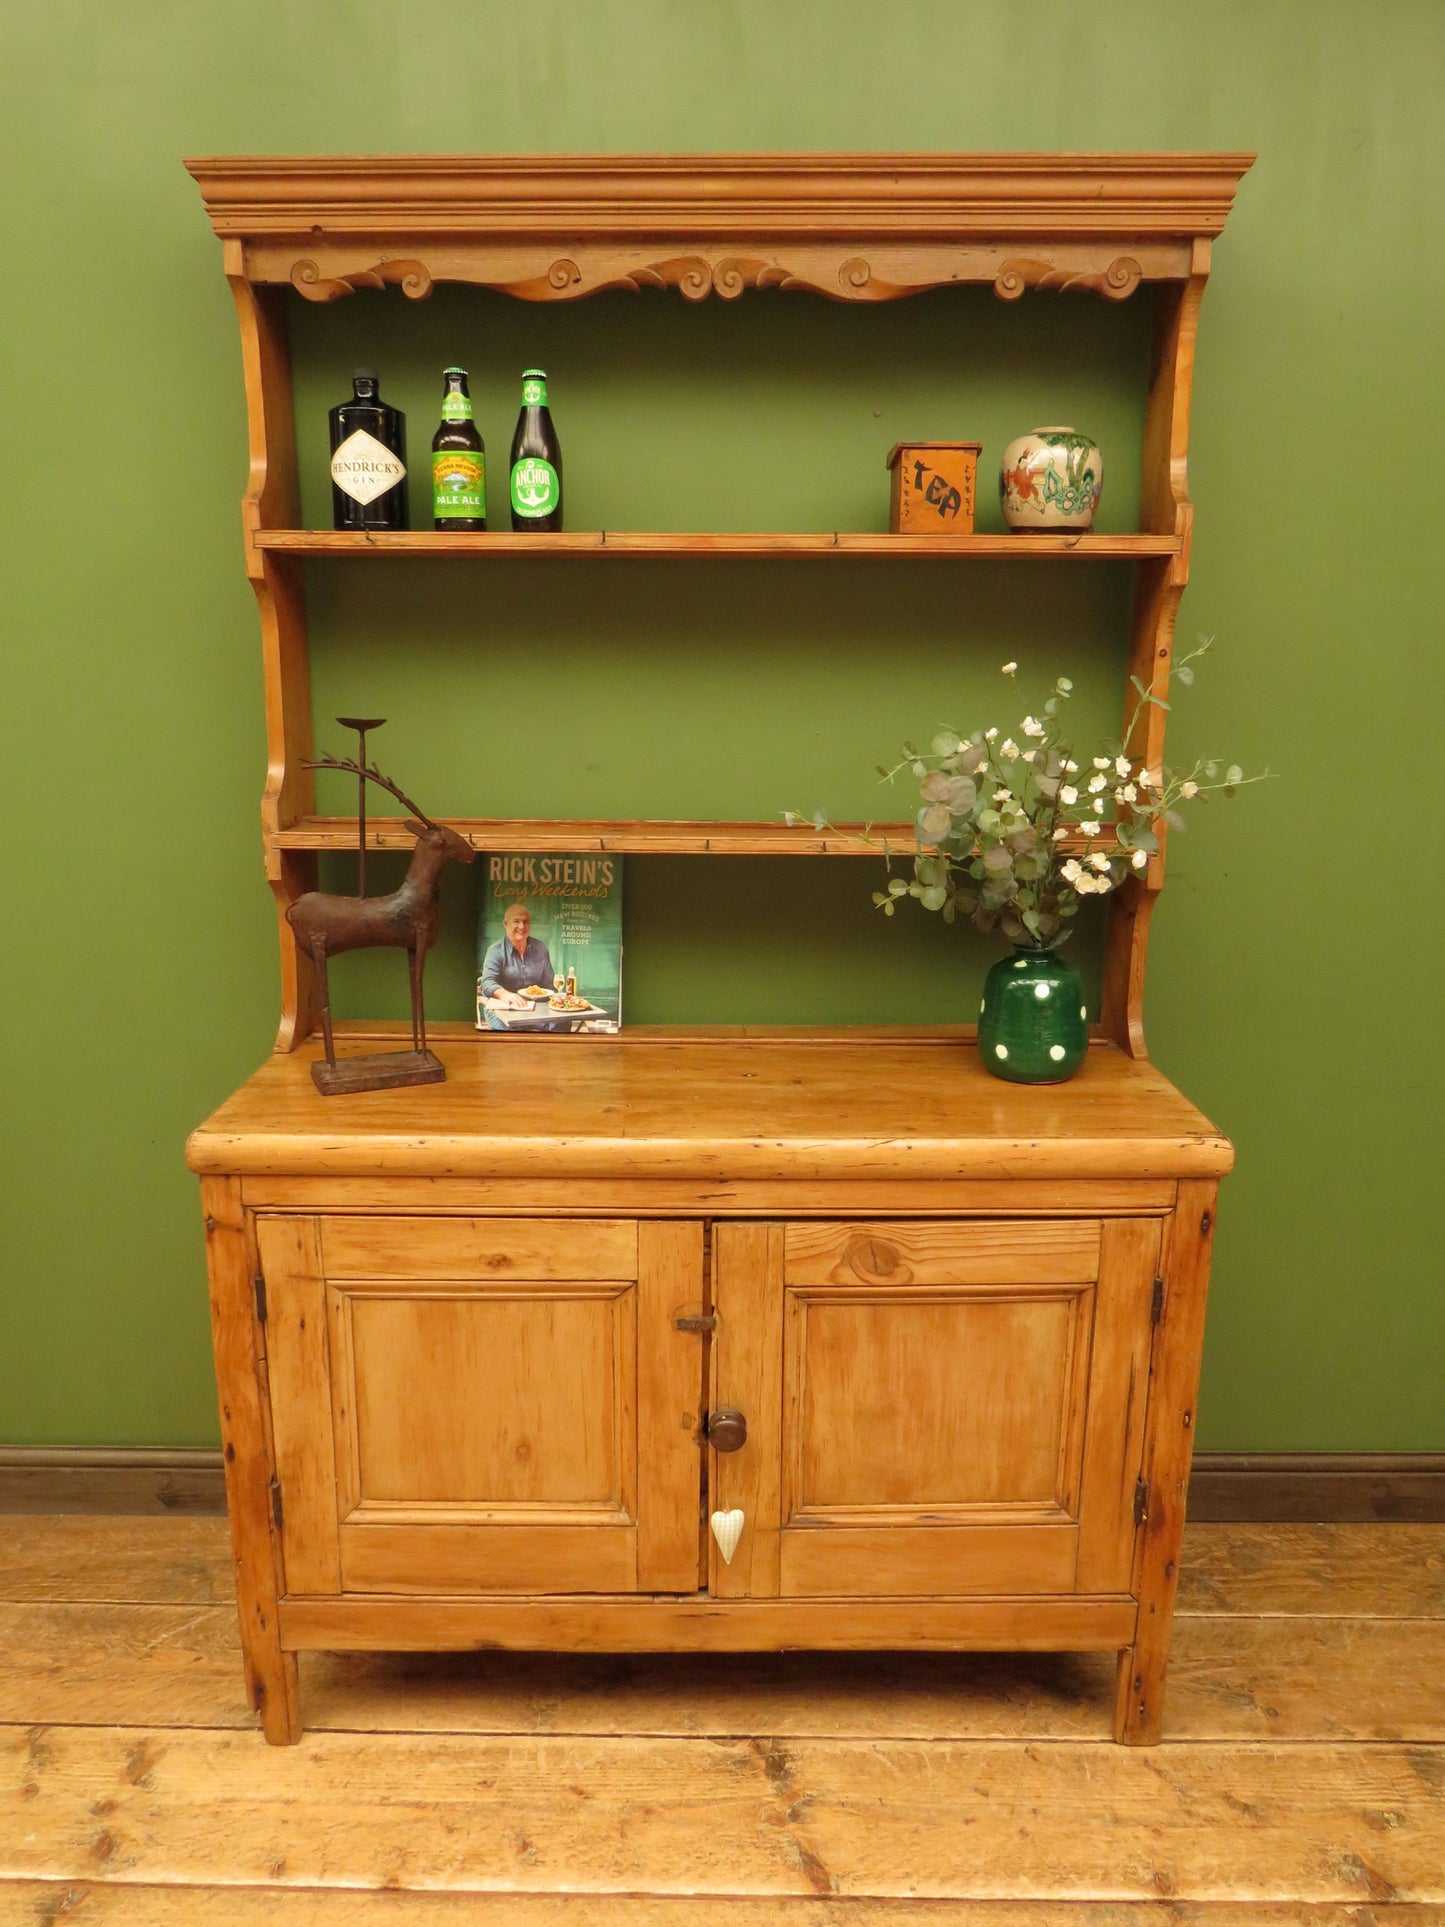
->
710 1218 1157 1599
256 1216 704 1596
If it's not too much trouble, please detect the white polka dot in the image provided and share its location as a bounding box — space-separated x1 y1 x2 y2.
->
1079 1005 1087 1019
1034 982 1050 1000
1050 1044 1067 1062
1012 958 1027 970
995 1044 1009 1060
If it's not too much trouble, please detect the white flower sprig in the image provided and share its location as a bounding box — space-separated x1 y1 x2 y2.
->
788 639 1267 946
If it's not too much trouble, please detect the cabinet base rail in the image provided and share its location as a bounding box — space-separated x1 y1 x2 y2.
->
278 1591 1138 1654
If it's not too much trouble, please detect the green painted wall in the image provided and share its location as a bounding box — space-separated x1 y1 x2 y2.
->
2 1 1440 1450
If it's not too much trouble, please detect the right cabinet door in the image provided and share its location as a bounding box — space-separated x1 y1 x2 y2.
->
710 1218 1159 1600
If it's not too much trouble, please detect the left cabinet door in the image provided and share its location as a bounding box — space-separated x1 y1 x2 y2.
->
254 1215 704 1597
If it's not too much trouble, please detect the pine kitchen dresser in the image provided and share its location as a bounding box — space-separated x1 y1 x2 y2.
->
184 152 1252 1744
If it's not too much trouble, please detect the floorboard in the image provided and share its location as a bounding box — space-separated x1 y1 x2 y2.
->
5 1725 1444 1901
1 1516 1442 1916
4 1603 1445 1742
5 1517 1443 1618
1 1887 1440 1925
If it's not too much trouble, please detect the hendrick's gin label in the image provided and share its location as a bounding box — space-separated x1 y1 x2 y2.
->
329 369 408 530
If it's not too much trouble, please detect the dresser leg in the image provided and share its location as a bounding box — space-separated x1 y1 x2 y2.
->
202 1175 304 1744
1113 1635 1162 1744
1113 1178 1219 1745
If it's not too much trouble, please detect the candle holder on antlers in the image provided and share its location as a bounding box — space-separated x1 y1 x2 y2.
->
290 720 476 1095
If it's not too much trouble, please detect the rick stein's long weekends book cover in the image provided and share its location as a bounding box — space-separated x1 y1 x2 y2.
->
476 853 622 1033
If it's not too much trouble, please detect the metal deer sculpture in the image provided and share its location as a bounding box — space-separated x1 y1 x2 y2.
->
290 752 476 1094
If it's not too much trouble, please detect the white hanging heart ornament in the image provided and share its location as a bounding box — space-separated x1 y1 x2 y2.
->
709 1508 745 1565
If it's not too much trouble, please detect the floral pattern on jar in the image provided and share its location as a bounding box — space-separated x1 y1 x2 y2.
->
1000 426 1103 532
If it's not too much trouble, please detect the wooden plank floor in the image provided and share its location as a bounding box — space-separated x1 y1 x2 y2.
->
0 1520 1442 1922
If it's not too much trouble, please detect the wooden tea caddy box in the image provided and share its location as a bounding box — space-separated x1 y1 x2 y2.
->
184 151 1252 1745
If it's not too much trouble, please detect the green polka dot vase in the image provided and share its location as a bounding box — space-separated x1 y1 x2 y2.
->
977 946 1088 1084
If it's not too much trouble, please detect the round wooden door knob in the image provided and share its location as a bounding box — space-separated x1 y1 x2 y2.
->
706 1408 748 1452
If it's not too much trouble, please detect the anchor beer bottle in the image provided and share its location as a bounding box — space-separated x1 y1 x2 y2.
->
328 369 408 531
431 367 486 530
509 369 563 532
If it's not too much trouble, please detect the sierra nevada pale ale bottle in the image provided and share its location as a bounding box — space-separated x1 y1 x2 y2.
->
431 367 486 530
328 369 408 531
509 369 563 532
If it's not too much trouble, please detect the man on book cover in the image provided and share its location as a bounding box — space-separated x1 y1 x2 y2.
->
481 903 556 1001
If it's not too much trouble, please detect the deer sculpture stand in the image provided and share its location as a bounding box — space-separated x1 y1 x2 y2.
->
289 753 476 1095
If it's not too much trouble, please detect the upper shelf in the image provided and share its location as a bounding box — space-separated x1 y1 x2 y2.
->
185 151 1254 304
256 530 1182 560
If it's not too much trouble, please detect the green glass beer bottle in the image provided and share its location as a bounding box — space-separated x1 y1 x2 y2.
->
431 368 486 531
509 369 563 532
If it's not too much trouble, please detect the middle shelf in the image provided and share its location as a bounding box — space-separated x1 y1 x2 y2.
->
272 816 1120 859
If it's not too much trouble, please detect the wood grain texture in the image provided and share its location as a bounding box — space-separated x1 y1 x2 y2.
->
254 529 1184 557
1115 1179 1218 1744
185 1038 1233 1182
10 1517 1439 1619
226 269 316 1051
271 814 1120 859
0 1517 233 1603
240 1171 1179 1217
710 1223 785 1598
319 1216 637 1280
6 1601 1445 1742
1175 1523 1445 1618
199 1177 299 1744
277 1592 1135 1655
337 1521 638 1595
5 1724 1440 1900
783 1218 1101 1286
1074 1219 1159 1594
783 1287 1087 1514
778 1525 1078 1598
13 1450 1441 1526
254 1216 340 1595
635 1222 707 1590
6 1889 1433 1926
186 150 1256 248
1099 256 1206 1056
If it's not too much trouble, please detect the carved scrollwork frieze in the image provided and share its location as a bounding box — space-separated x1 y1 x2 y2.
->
282 247 1147 305
994 255 1143 301
290 257 435 302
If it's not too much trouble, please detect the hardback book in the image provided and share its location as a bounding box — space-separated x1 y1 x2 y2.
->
476 853 623 1033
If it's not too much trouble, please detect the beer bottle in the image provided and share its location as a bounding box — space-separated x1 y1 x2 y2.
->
509 369 563 532
328 369 408 531
431 368 486 531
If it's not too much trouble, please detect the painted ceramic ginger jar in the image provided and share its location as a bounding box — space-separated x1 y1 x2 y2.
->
977 946 1088 1084
999 425 1103 532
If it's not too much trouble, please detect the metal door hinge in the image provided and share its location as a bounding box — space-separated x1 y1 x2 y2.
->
269 1477 284 1533
1150 1277 1164 1325
674 1312 717 1335
253 1272 268 1323
1133 1476 1149 1526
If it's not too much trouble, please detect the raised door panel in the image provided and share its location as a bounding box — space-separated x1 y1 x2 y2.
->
259 1214 704 1597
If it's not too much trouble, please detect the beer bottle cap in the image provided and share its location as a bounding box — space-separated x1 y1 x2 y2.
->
522 368 547 379
354 367 378 379
443 366 467 377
